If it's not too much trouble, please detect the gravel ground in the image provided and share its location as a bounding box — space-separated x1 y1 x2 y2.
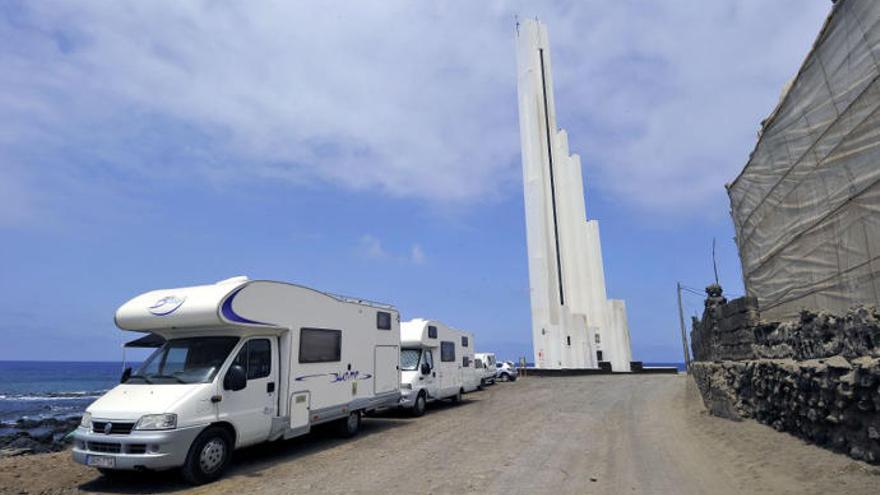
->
1 374 878 495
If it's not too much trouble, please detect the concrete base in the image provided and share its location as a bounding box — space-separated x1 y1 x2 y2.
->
519 366 678 377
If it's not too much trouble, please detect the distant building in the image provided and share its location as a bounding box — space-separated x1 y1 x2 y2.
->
515 19 632 370
728 0 880 321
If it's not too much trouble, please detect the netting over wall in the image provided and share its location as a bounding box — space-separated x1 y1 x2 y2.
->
728 0 880 322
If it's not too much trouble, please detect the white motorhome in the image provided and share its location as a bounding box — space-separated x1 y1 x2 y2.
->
474 352 497 386
72 276 401 484
398 319 476 416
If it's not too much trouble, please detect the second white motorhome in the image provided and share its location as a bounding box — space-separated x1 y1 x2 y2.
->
72 276 401 484
398 319 475 416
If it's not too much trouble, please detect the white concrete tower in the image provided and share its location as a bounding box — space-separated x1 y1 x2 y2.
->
515 18 632 371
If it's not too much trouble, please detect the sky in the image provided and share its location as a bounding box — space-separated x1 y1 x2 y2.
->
0 1 832 362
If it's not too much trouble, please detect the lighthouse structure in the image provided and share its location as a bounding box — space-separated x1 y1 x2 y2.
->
515 19 632 371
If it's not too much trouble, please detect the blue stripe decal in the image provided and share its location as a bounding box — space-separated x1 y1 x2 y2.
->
295 371 373 383
221 286 269 326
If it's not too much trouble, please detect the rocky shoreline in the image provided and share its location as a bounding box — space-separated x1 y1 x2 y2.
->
0 417 80 457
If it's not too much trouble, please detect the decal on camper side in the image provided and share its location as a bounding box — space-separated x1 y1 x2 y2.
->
147 295 186 316
294 371 373 382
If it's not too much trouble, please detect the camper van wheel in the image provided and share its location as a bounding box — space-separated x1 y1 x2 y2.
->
181 426 233 485
411 392 427 417
337 411 361 438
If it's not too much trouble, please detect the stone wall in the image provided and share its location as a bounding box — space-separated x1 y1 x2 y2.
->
690 286 880 463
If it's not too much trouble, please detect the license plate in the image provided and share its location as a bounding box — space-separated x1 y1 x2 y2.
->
87 455 116 468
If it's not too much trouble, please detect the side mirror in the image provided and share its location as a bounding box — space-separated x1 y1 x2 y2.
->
120 367 132 383
420 363 431 375
224 364 247 391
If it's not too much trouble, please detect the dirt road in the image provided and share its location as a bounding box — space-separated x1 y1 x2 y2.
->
1 374 878 494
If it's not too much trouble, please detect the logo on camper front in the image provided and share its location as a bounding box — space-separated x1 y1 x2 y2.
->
148 295 186 316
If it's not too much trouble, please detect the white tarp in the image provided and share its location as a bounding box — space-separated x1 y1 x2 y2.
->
728 0 880 321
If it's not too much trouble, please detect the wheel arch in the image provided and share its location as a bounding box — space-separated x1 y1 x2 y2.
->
208 421 237 447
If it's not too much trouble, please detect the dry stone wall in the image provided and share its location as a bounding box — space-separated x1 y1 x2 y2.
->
690 287 880 463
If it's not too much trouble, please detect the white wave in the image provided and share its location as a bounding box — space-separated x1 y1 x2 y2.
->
0 390 106 401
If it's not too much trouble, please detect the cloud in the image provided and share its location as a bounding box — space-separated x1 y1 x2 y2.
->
0 167 37 227
410 244 426 265
0 1 832 220
357 234 388 260
356 234 426 264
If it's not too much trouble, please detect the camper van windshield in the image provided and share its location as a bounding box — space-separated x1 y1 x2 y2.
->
400 349 421 371
129 337 240 385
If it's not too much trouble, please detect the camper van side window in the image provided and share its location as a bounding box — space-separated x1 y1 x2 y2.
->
440 341 455 362
428 326 437 339
461 336 469 347
232 340 271 380
475 358 483 368
462 356 470 367
377 311 392 330
299 328 342 363
247 339 271 379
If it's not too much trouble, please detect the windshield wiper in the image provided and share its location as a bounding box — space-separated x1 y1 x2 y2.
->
127 374 153 384
152 374 187 384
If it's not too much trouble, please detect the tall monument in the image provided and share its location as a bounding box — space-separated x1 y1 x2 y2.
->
515 19 632 371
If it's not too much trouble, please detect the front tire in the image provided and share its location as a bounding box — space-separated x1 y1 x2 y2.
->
337 411 361 438
410 392 427 417
181 426 233 485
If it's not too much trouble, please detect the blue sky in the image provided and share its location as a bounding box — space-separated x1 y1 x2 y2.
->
0 1 830 362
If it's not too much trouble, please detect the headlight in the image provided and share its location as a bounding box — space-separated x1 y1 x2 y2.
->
134 413 177 431
80 412 92 429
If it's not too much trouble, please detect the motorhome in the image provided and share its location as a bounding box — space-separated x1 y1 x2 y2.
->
461 333 482 393
72 276 401 484
398 319 476 416
474 352 497 386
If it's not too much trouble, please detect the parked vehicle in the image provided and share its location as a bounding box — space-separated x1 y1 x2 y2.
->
474 352 497 386
399 319 476 416
72 276 401 484
496 361 518 382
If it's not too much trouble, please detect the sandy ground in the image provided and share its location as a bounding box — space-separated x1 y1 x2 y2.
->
1 374 878 495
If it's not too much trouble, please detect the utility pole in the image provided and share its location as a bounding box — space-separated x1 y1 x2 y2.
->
712 238 720 286
676 282 692 373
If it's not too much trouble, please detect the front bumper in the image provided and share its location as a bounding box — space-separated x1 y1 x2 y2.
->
71 424 205 471
398 388 417 408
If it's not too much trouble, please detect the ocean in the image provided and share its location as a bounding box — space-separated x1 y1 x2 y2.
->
0 361 129 429
645 362 687 372
0 359 685 428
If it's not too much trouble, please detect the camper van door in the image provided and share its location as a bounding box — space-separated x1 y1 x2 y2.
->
422 348 439 397
219 337 279 447
439 340 457 395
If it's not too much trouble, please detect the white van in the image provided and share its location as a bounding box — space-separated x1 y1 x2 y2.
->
474 352 497 386
398 319 476 416
72 276 401 484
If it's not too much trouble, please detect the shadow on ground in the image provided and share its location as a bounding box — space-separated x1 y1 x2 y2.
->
76 397 476 494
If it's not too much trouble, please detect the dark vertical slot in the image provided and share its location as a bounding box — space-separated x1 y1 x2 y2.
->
539 48 565 306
